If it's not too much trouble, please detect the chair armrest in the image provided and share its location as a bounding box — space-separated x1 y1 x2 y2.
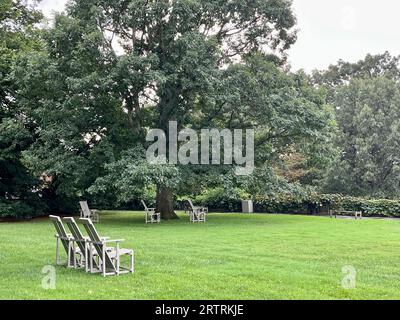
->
80 236 108 241
103 239 125 243
85 236 109 241
55 235 72 241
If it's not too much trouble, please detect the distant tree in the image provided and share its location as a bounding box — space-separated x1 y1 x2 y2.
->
324 77 400 198
313 52 400 198
312 52 400 103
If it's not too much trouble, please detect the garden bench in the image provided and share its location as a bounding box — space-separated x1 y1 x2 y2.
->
330 210 363 220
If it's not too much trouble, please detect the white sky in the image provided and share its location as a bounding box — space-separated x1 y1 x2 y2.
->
38 0 400 72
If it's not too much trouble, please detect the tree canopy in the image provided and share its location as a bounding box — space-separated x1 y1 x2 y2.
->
0 0 44 217
325 76 400 198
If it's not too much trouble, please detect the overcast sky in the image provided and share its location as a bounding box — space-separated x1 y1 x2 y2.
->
38 0 400 72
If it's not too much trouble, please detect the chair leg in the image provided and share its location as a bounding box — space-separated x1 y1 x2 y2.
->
67 241 74 268
55 237 60 265
85 243 89 272
116 244 120 276
102 248 106 277
131 251 135 273
90 245 94 273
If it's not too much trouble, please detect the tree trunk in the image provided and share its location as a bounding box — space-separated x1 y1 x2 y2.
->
156 186 179 220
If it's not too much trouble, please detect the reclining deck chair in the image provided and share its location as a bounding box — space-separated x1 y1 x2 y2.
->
80 218 134 276
79 201 99 223
63 217 111 272
49 215 79 267
186 200 207 223
141 200 161 224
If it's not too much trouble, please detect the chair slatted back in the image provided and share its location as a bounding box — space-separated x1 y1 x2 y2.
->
79 201 91 218
63 217 85 253
64 217 99 268
79 218 115 271
187 199 196 211
49 215 70 252
141 200 149 211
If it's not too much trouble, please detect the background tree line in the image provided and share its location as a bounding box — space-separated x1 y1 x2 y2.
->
1 0 400 218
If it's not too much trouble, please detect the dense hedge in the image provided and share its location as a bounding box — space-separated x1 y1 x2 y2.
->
191 190 400 217
186 188 247 212
254 193 400 217
0 199 45 219
3 188 400 219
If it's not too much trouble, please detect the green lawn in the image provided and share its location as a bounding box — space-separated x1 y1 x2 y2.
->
0 211 400 300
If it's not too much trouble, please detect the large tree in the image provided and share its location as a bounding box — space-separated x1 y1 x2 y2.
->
15 0 335 218
75 0 299 219
0 0 44 217
13 12 134 213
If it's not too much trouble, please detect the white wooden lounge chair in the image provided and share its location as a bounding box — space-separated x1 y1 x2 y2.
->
79 218 134 277
63 217 111 272
49 215 80 267
188 199 208 214
79 200 99 223
141 200 161 224
186 199 207 223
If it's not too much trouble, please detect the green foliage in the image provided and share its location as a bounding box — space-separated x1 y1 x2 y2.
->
88 146 180 205
188 187 400 217
313 51 400 103
11 13 135 212
262 193 400 217
313 52 400 199
14 0 335 215
0 0 343 217
8 0 307 217
324 76 400 198
185 187 249 212
0 198 44 218
313 194 400 217
0 0 45 217
214 55 336 174
0 201 31 218
0 0 43 106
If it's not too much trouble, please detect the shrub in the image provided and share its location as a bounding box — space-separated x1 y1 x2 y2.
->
179 188 249 212
0 199 44 219
186 188 400 217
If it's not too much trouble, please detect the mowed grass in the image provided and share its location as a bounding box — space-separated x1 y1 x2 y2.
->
1 211 400 300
